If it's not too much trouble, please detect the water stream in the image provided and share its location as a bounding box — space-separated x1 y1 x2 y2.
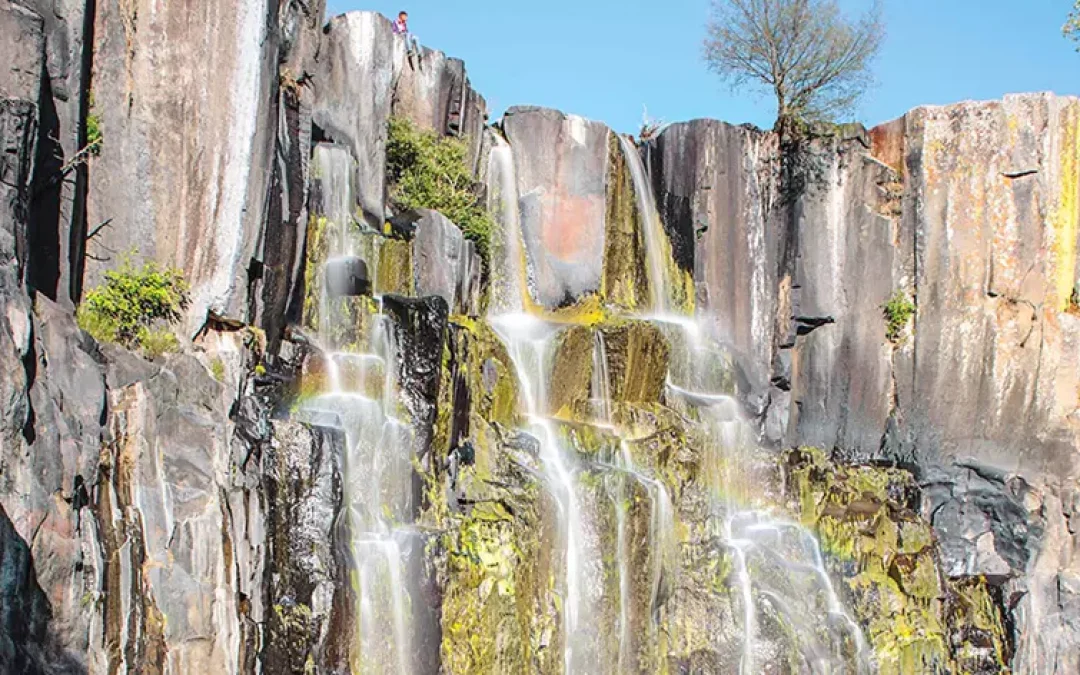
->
297 149 421 672
617 134 674 315
482 130 870 673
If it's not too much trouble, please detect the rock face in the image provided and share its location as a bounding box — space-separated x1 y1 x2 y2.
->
86 0 280 331
1 3 1079 674
393 48 488 174
315 12 402 229
23 0 91 305
503 106 611 308
646 120 778 390
411 209 482 316
648 96 1080 476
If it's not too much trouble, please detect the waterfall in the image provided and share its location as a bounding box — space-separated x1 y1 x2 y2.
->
488 314 594 673
486 134 528 315
617 134 676 316
481 121 871 673
297 148 421 672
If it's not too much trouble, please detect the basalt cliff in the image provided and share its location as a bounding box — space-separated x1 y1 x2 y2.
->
0 2 1078 674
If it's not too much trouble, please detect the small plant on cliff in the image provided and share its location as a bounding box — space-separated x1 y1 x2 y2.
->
86 113 102 155
883 290 916 343
386 116 492 265
77 258 190 357
85 92 102 156
704 0 885 128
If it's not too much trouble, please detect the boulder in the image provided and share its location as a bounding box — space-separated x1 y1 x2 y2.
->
412 209 482 316
503 106 610 308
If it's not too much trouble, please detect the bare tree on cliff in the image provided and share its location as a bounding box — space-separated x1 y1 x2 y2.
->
1067 1 1080 48
703 0 885 131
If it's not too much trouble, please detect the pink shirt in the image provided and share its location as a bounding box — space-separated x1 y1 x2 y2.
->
392 18 408 35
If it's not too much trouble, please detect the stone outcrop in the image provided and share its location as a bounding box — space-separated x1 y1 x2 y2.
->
647 96 1080 474
503 106 611 308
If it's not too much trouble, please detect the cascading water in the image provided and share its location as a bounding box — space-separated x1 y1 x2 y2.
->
617 134 675 315
482 129 870 673
298 146 421 674
486 134 528 315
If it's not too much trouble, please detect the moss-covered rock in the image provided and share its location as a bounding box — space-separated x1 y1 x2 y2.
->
600 321 670 405
547 325 596 417
785 448 1012 675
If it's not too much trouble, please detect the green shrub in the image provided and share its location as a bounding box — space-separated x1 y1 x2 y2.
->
386 116 492 265
1068 287 1080 316
139 329 181 359
77 258 189 357
86 93 102 155
883 291 916 343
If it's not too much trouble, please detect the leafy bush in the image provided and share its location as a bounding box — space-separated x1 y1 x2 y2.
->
86 93 102 155
1068 287 1080 316
883 291 916 343
386 116 492 264
77 258 189 356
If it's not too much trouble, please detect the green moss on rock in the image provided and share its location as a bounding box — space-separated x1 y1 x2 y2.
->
785 449 1011 675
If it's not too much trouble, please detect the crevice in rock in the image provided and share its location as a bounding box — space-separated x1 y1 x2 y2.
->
27 73 62 300
1002 169 1038 179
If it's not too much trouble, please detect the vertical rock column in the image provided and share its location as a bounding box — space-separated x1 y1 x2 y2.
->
86 0 281 331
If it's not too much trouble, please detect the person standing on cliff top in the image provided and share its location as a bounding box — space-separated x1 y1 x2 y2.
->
393 11 422 64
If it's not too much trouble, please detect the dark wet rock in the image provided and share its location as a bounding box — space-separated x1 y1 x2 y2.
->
325 255 370 298
262 421 349 674
384 294 450 468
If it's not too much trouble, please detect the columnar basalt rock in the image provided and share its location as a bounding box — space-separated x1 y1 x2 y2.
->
86 0 281 332
314 11 403 229
646 120 780 394
23 0 92 305
2 3 1080 673
503 106 611 309
392 49 489 175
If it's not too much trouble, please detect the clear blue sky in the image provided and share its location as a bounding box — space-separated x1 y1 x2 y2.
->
326 1 1079 133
